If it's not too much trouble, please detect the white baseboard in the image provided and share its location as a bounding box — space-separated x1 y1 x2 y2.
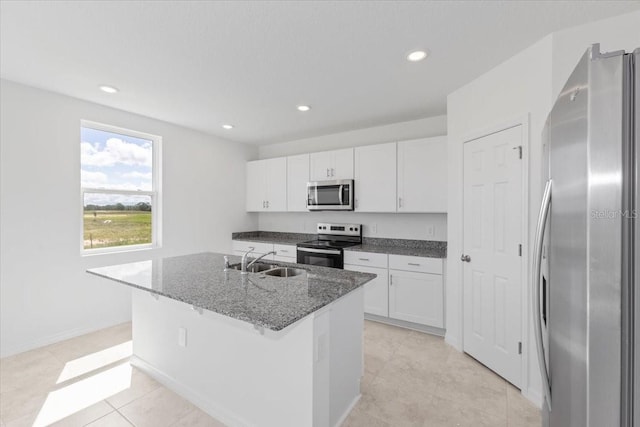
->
522 387 543 409
131 356 252 427
334 393 361 427
0 316 131 358
444 332 462 351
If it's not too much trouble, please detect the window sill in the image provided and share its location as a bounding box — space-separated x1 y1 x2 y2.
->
81 244 159 257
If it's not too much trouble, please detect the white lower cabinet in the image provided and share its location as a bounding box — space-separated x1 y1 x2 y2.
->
388 269 443 328
273 244 296 262
344 264 389 317
232 240 275 260
346 250 444 330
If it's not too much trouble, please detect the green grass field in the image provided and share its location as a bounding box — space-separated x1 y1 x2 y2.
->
83 210 152 249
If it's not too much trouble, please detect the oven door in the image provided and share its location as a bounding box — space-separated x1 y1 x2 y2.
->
296 247 343 269
307 179 353 211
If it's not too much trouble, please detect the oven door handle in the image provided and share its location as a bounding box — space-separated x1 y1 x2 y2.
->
297 247 341 255
338 185 343 205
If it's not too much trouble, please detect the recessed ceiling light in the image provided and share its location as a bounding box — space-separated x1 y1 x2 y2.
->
99 85 119 94
297 105 311 112
407 50 428 62
222 124 234 130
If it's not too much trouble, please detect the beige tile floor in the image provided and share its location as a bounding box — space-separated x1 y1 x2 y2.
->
0 321 540 427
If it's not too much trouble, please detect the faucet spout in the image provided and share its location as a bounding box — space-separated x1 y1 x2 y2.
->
241 247 255 274
245 251 277 272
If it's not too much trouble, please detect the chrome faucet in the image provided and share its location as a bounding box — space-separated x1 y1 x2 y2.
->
240 247 255 273
241 248 277 274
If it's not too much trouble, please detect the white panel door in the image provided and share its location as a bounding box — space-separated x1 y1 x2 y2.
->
462 125 523 387
287 154 310 212
265 157 287 211
354 143 396 212
397 136 447 212
309 151 332 181
344 264 388 317
388 269 443 327
331 148 354 180
246 160 265 211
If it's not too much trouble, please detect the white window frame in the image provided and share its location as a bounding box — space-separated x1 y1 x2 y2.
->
80 120 162 255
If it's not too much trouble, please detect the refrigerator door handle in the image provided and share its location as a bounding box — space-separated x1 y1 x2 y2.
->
532 179 552 411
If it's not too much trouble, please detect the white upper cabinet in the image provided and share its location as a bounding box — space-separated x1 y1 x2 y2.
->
309 148 354 181
397 136 447 213
354 142 397 212
287 154 310 212
246 157 287 212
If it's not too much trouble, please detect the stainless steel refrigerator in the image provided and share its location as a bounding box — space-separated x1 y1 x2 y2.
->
533 44 638 427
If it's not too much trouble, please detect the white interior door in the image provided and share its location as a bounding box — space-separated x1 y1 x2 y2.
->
462 125 523 387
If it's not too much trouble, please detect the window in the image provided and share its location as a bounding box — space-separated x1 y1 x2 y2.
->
80 121 161 253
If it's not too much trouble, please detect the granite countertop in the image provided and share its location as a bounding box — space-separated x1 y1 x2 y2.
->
232 231 447 258
87 252 375 332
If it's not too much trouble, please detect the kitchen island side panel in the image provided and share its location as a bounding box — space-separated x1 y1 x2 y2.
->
131 289 316 427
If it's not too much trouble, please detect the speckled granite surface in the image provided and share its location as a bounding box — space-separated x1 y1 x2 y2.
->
232 231 447 258
232 231 315 245
347 238 447 258
87 252 375 332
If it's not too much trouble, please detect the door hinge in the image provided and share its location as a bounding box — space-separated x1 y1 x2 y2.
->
518 341 522 354
513 145 522 159
518 244 522 256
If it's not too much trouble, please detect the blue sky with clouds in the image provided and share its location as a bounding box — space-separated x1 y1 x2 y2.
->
81 127 153 206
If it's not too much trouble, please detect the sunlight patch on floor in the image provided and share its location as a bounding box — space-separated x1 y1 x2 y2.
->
34 361 132 427
56 341 132 384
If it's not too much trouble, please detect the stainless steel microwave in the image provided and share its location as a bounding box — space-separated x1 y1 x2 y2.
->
306 179 354 211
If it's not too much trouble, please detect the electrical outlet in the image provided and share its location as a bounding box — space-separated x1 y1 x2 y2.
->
178 327 187 347
371 223 378 234
426 225 435 238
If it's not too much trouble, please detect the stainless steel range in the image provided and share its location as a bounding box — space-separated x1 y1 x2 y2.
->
296 223 362 269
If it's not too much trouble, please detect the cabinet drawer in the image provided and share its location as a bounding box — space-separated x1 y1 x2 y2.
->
389 254 442 274
344 251 388 268
273 244 296 259
232 240 274 255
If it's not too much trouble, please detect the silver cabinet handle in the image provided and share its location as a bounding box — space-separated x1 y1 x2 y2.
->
460 254 471 262
280 250 288 253
331 168 335 177
266 200 269 208
359 258 370 261
262 201 265 208
389 274 393 286
532 179 552 411
326 168 330 177
399 197 403 208
408 262 421 266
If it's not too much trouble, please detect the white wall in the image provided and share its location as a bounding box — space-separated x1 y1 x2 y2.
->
258 116 446 159
446 10 640 406
259 212 447 241
257 116 448 241
0 80 258 357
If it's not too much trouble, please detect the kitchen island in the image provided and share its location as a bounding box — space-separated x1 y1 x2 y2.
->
88 252 376 427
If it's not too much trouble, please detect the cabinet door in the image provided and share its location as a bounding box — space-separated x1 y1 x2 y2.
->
354 143 396 212
331 148 354 180
246 160 266 211
344 264 388 317
389 269 443 328
397 136 447 212
265 157 287 211
309 151 332 181
287 154 310 211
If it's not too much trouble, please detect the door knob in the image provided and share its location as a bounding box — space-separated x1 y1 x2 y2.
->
460 254 471 262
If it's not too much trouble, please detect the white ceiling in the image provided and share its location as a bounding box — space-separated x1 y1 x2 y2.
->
1 1 639 145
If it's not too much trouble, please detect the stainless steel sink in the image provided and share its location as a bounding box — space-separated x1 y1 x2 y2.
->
263 267 306 278
228 263 278 273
